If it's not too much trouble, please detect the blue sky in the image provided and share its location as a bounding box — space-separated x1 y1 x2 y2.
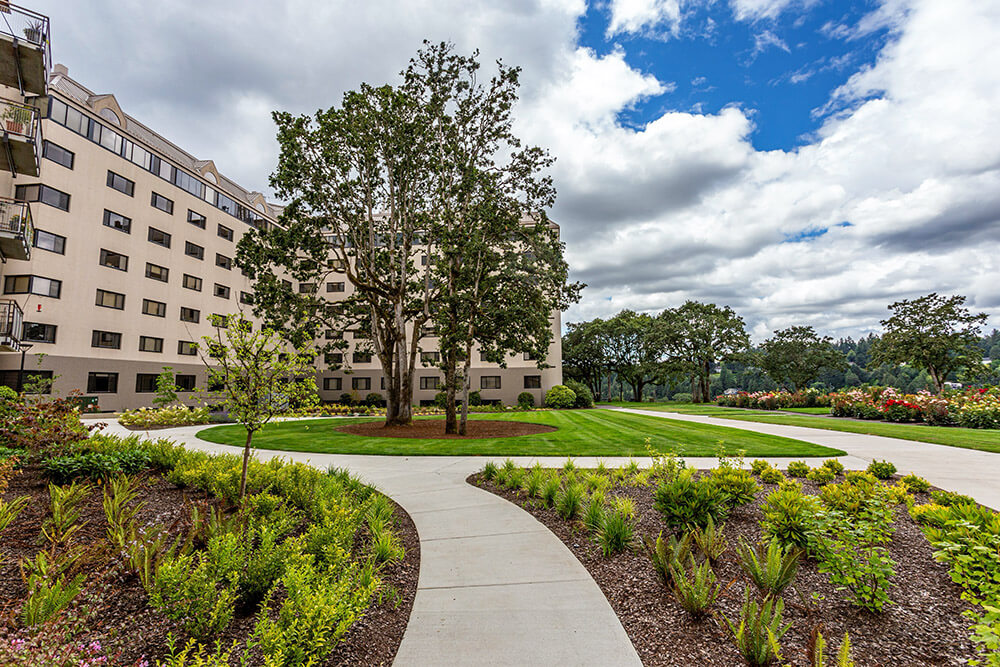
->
577 1 891 152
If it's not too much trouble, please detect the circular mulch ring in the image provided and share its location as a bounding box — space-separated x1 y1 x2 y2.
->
336 419 556 439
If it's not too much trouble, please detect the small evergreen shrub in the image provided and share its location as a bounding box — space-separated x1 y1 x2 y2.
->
750 459 770 476
900 474 930 493
930 489 976 507
671 392 693 403
517 391 535 409
806 466 836 486
710 467 759 506
786 461 810 478
545 385 577 409
866 459 897 480
653 470 729 530
820 459 845 475
760 467 785 485
598 509 634 556
564 380 594 408
761 486 821 550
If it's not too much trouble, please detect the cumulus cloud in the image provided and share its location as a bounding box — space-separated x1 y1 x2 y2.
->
606 0 683 37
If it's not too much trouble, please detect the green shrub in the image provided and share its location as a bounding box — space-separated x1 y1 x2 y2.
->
644 531 694 585
761 486 821 550
866 460 897 480
750 459 770 476
43 450 151 483
820 459 845 475
692 515 727 563
482 461 498 481
806 466 836 486
468 390 483 406
653 470 729 530
119 405 212 429
710 467 759 506
148 551 238 640
583 492 606 533
668 558 723 616
545 385 577 409
564 380 594 409
517 392 535 409
720 586 793 666
901 474 930 494
0 385 17 402
671 392 693 403
812 503 896 612
556 483 586 520
930 489 976 507
598 509 634 556
525 468 546 498
735 538 800 596
760 467 785 485
540 474 561 507
786 461 810 478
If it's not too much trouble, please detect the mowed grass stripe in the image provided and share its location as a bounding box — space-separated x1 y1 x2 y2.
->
195 409 841 457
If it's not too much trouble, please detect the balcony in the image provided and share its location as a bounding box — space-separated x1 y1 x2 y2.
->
0 195 31 260
0 99 40 176
0 4 50 96
0 299 23 352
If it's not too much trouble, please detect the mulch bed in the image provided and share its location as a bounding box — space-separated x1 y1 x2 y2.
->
337 418 556 439
0 464 419 666
471 471 976 667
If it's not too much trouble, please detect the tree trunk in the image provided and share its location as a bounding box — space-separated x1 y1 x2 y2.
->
633 379 643 402
929 367 943 394
239 429 253 501
444 350 458 434
606 374 613 403
459 349 472 435
690 375 701 403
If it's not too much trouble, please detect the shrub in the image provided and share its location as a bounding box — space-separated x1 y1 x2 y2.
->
598 509 634 556
930 489 976 507
556 483 586 520
806 466 836 486
786 461 810 478
468 390 483 406
584 492 606 533
339 393 354 406
866 460 897 480
900 474 930 493
0 385 17 401
517 392 535 409
564 380 594 409
669 558 723 617
545 385 577 409
909 502 950 527
482 461 498 481
710 467 759 506
750 459 770 476
761 487 821 550
692 515 727 563
653 470 729 530
119 405 212 429
760 467 785 485
43 450 151 483
540 474 561 507
720 586 793 666
148 550 238 640
820 459 845 475
671 392 693 403
735 539 801 597
644 531 694 585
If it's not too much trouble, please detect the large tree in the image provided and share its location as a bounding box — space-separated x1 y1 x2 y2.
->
604 310 667 402
759 326 847 391
412 43 579 434
663 302 749 403
562 319 609 400
869 293 987 394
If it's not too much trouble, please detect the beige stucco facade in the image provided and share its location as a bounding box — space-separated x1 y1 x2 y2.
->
0 61 563 411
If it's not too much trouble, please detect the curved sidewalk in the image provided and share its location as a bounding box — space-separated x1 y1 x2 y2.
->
97 419 641 667
609 406 1000 510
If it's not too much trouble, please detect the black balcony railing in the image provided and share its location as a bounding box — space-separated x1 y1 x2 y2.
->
0 299 24 350
0 4 50 96
0 195 31 260
0 99 41 176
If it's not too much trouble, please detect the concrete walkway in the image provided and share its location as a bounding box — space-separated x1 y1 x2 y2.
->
610 406 1000 510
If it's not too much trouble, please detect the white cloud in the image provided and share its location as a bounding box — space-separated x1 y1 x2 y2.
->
606 0 684 37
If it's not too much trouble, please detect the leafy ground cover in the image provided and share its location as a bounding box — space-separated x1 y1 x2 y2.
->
0 394 418 666
604 402 1000 454
196 410 842 457
472 455 988 665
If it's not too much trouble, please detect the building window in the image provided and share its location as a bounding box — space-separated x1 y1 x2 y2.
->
42 141 74 169
215 254 232 270
182 274 203 291
213 283 230 299
107 171 135 196
135 374 158 393
326 282 345 293
209 314 229 328
151 192 174 214
99 248 128 272
103 209 132 234
33 229 65 254
95 289 125 310
148 227 171 248
421 351 440 364
324 353 343 365
4 275 61 298
325 330 343 340
352 377 371 391
297 283 316 294
323 377 342 391
180 307 200 323
91 330 122 349
352 352 372 364
523 352 539 361
524 375 541 389
184 241 204 260
217 224 234 241
0 370 52 394
420 376 440 390
145 263 169 282
239 291 253 304
87 372 119 394
187 210 206 229
351 330 368 339
178 340 198 356
481 376 501 390
142 299 166 318
175 375 196 392
22 322 56 344
139 336 163 353
14 184 70 211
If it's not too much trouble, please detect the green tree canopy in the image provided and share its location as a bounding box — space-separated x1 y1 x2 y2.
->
758 326 847 391
662 301 750 403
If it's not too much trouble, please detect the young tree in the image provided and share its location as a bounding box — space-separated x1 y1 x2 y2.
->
200 315 317 501
152 367 179 408
869 293 988 394
758 326 847 391
563 319 609 400
237 70 439 427
663 302 749 403
411 43 579 434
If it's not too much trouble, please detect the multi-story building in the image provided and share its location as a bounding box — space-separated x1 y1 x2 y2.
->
0 5 561 411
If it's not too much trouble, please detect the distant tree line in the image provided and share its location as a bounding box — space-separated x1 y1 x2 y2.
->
564 293 999 402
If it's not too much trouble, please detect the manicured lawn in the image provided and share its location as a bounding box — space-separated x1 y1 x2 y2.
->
784 407 832 414
605 402 1000 454
196 409 841 457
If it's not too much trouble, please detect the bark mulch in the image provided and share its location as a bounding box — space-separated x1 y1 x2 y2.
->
471 471 976 667
0 464 419 666
337 418 556 439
